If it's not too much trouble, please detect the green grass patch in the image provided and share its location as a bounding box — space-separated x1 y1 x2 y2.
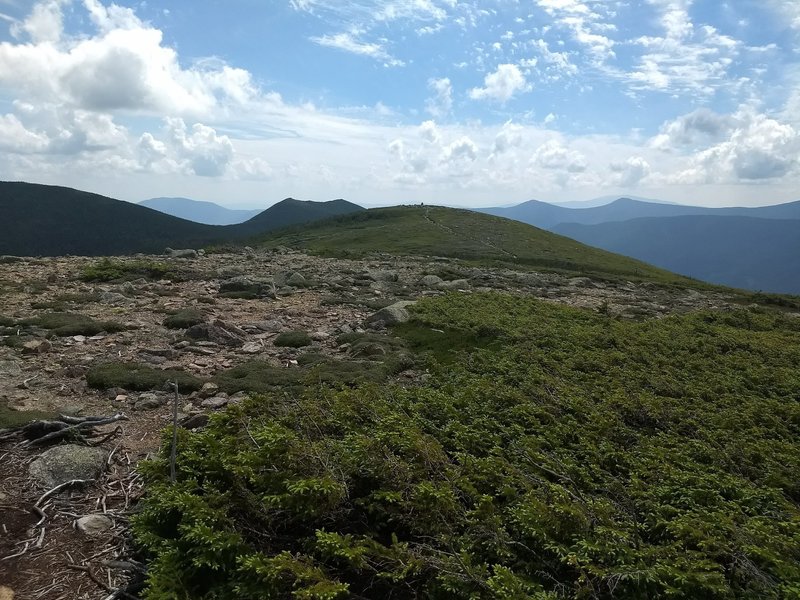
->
163 309 206 329
80 258 174 282
0 316 14 327
273 330 312 348
86 362 203 392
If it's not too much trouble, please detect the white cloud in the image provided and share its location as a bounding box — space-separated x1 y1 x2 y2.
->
650 108 736 151
536 0 616 63
426 77 453 117
0 3 257 117
419 120 441 144
10 0 64 43
469 64 531 103
611 156 651 187
625 1 743 95
671 109 800 183
532 139 587 172
311 32 404 66
0 113 49 152
444 136 478 162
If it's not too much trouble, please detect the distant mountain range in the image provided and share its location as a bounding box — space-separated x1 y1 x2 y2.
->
477 197 800 295
478 197 800 230
550 195 674 209
554 216 800 294
0 182 364 256
139 197 262 225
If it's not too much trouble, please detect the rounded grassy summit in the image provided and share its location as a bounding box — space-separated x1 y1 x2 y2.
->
255 205 696 286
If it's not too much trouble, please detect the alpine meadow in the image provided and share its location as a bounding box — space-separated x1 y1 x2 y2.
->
1 1 800 600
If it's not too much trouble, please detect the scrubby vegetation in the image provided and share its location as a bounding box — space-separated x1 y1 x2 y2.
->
273 330 313 348
163 309 206 329
134 293 800 599
19 312 128 336
80 258 174 282
86 362 203 392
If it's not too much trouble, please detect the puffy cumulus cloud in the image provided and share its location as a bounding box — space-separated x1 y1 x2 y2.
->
443 136 479 162
610 156 651 187
469 64 531 103
419 120 441 144
11 0 65 43
492 121 523 155
671 110 800 183
532 139 587 172
165 119 235 177
650 108 736 151
0 0 257 117
425 77 453 117
0 113 49 153
0 102 129 155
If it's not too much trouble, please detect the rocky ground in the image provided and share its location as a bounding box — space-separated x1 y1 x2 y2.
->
0 249 745 599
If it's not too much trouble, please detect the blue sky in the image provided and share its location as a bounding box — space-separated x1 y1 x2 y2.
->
0 0 799 207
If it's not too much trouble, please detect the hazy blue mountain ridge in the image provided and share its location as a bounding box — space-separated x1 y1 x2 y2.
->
553 215 800 294
140 197 262 225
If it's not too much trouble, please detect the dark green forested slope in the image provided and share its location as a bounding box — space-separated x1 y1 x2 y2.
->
0 182 364 256
257 205 702 286
134 293 800 599
0 181 224 255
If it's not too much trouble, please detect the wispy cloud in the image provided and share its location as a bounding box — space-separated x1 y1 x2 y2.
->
311 32 404 66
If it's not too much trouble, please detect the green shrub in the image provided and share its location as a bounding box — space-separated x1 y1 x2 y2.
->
0 316 14 327
273 330 312 348
32 313 125 336
86 362 203 392
163 309 206 329
80 258 173 282
134 293 800 599
19 312 128 336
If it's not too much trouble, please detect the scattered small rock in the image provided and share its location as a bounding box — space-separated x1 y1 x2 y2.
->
437 279 470 290
241 341 262 354
199 382 220 398
310 331 330 341
134 392 162 411
201 397 229 410
180 413 210 430
76 514 114 536
99 291 130 305
165 248 199 259
185 320 247 347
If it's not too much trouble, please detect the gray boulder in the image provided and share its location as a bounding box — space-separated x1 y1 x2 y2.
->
419 275 443 287
365 301 416 327
287 272 307 287
76 514 114 536
29 445 108 488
